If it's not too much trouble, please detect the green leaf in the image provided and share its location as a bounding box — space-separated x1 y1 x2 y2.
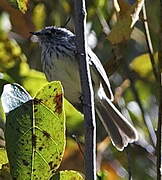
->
64 100 83 133
97 170 109 180
32 3 46 30
17 0 29 13
0 149 8 169
50 170 84 180
22 68 48 97
4 82 65 179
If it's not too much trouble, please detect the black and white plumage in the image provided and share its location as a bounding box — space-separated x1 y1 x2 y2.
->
31 26 138 151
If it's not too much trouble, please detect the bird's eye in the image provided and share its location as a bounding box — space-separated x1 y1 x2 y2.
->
44 31 51 36
51 29 57 34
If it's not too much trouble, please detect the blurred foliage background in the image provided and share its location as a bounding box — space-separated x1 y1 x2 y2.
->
0 0 160 179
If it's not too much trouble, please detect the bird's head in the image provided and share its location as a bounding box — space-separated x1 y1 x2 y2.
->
30 26 75 47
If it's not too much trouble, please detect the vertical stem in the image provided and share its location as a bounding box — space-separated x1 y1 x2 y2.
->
142 1 161 178
142 3 158 81
74 0 96 179
157 82 162 180
157 0 162 179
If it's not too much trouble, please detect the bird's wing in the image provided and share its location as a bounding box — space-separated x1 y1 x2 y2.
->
88 48 114 101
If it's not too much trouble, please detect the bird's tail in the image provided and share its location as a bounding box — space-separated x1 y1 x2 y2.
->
96 96 138 151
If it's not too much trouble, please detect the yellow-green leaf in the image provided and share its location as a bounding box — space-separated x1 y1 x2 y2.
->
4 82 65 179
51 170 84 180
16 0 29 13
0 149 8 169
130 53 157 80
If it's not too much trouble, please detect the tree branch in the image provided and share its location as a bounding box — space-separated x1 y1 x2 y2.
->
142 2 158 81
157 0 162 179
74 0 96 179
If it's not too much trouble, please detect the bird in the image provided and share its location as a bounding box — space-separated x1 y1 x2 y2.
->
30 26 138 151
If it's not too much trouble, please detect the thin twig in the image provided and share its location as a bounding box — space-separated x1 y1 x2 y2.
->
72 134 84 158
142 3 158 81
97 9 111 35
157 0 162 179
157 74 162 179
157 86 162 178
74 0 96 179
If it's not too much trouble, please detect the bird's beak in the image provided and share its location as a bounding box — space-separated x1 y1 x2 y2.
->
30 32 40 42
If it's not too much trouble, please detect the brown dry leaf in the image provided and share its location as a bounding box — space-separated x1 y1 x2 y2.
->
97 137 111 152
0 0 34 38
59 138 84 173
101 161 120 180
117 0 133 16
